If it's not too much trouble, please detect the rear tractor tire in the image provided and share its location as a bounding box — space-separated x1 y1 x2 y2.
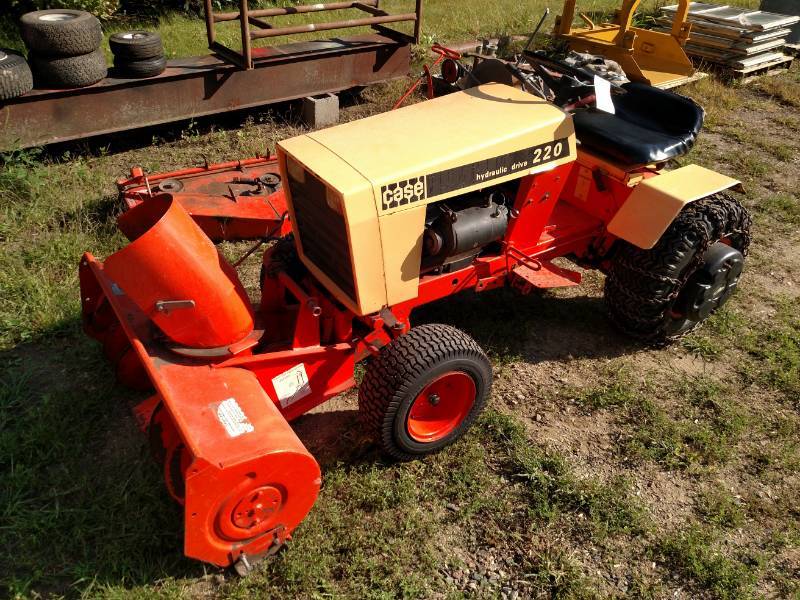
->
604 192 751 344
358 323 491 461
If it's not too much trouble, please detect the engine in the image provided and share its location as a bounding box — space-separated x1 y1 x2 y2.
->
422 190 509 272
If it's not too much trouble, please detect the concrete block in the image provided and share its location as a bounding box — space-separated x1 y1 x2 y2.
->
301 93 339 129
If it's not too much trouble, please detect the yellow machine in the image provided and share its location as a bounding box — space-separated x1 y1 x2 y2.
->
276 82 749 349
80 79 751 571
278 84 576 316
554 0 696 88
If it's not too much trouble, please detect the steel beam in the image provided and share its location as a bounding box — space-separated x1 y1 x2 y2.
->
0 34 410 150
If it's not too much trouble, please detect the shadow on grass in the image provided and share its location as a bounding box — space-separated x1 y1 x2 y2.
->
412 285 637 364
0 329 204 596
0 282 641 594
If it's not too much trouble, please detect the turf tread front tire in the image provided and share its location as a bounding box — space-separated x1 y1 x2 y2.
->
604 192 751 344
20 10 102 57
358 323 491 461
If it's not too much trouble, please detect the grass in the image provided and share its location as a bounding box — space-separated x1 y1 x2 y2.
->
2 1 798 597
697 485 745 529
653 527 760 600
739 298 799 404
761 192 800 226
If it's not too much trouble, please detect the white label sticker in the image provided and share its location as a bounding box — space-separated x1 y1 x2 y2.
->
594 75 615 115
272 363 312 408
216 397 254 438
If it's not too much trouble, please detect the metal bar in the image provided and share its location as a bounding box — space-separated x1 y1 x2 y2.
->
239 0 252 69
210 41 249 69
204 0 216 46
353 2 388 16
248 15 273 29
0 35 412 151
214 1 378 22
250 13 416 40
413 0 423 43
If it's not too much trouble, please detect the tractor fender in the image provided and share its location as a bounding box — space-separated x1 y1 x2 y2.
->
607 164 742 250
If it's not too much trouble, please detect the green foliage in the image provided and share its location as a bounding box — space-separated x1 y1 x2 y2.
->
654 527 759 599
480 411 649 537
8 0 120 19
626 378 746 470
575 373 638 410
741 299 799 403
761 192 800 225
697 486 745 529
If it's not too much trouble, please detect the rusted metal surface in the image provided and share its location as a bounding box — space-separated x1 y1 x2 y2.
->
118 157 291 241
248 13 418 40
204 0 420 69
213 1 379 21
0 34 411 150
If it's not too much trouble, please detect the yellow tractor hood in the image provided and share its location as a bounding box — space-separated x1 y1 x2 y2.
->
277 84 577 316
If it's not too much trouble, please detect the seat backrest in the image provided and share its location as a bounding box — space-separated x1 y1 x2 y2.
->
613 83 704 138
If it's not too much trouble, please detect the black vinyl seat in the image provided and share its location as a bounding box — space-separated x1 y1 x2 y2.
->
572 83 705 165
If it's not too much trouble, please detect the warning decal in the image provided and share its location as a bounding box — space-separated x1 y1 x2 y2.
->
216 397 254 438
272 363 312 408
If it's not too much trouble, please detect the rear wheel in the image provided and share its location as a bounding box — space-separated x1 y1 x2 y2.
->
109 31 164 61
31 48 107 88
0 50 33 100
358 323 491 461
20 10 102 57
604 193 751 344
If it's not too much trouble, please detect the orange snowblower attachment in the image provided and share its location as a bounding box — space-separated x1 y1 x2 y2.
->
104 196 254 348
79 197 322 568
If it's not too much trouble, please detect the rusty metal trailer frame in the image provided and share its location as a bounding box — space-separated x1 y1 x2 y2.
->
205 0 423 69
0 1 422 151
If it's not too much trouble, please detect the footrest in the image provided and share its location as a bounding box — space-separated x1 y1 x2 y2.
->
510 260 582 292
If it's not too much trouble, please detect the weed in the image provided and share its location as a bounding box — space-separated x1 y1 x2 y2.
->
481 411 648 537
654 527 758 599
575 371 638 410
754 71 800 108
735 153 770 179
697 486 745 529
625 377 745 469
760 193 800 226
740 298 799 404
682 333 722 359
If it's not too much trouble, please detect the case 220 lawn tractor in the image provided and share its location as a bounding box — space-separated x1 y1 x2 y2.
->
80 66 751 573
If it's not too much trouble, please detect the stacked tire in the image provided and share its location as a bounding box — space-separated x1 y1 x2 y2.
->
0 50 34 100
21 10 107 89
110 32 165 79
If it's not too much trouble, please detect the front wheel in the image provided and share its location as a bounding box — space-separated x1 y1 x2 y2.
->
604 193 751 344
358 324 492 461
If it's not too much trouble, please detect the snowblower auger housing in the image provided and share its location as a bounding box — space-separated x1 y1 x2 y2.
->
80 83 749 572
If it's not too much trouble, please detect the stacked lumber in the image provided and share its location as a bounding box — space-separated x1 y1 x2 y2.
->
657 3 799 77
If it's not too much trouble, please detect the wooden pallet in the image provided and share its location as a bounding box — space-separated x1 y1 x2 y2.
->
690 53 794 82
731 54 794 82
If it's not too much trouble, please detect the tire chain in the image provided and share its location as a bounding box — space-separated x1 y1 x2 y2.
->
604 193 751 344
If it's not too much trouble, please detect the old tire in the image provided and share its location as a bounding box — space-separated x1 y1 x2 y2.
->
20 10 102 57
31 48 107 88
604 193 751 344
113 55 166 78
0 50 34 100
358 323 491 461
109 31 163 61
